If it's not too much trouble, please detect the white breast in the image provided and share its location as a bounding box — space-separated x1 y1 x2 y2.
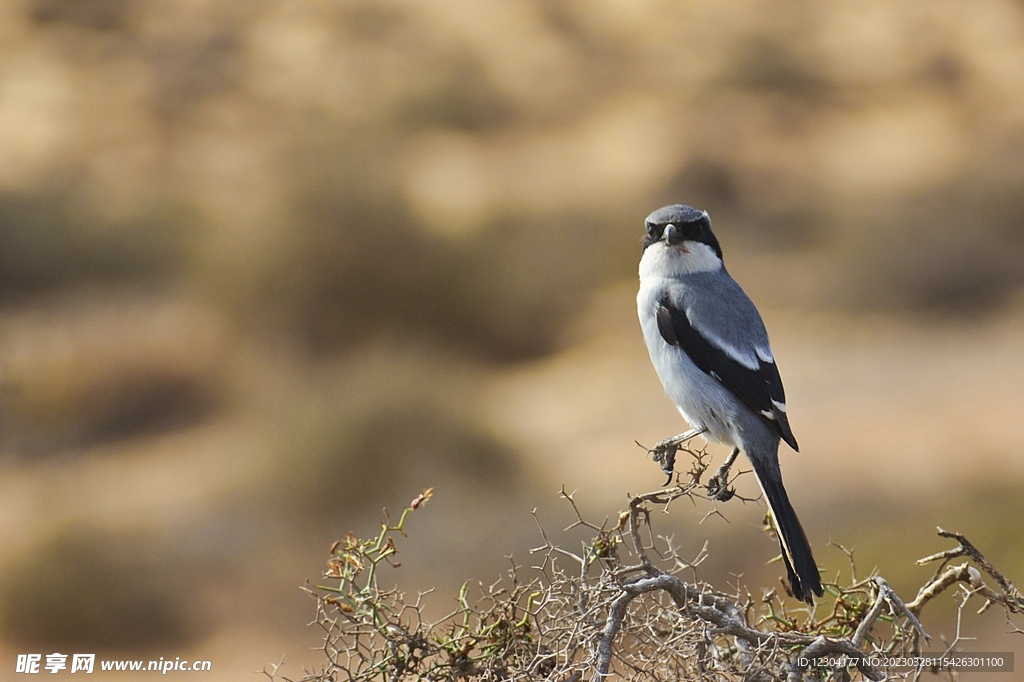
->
636 275 742 449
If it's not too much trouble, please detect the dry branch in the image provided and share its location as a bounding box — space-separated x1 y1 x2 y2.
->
276 448 1022 682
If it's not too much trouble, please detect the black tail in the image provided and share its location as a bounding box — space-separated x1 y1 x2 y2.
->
750 460 822 604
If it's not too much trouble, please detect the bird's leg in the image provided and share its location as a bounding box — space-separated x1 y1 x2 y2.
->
707 447 740 501
649 427 706 484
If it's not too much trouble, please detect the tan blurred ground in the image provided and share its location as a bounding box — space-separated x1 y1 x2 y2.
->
1 0 1024 679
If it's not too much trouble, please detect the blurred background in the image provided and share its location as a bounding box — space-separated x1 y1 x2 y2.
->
0 0 1023 678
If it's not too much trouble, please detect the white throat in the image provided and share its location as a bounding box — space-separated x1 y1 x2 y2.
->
639 240 723 280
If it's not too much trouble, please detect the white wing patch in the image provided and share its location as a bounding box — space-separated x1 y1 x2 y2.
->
760 409 777 420
755 346 774 363
772 399 787 413
701 331 760 370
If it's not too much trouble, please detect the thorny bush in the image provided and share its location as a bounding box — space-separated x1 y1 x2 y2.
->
268 447 1024 681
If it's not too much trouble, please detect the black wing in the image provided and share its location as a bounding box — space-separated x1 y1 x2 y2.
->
656 295 798 451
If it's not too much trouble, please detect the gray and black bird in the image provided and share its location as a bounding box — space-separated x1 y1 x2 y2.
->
637 203 822 604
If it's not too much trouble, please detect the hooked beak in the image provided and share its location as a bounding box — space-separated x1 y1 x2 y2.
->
664 223 679 244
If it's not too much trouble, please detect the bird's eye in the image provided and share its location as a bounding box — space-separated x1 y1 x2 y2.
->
645 222 656 236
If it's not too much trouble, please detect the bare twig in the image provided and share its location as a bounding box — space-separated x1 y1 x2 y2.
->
288 483 1022 682
912 528 1024 617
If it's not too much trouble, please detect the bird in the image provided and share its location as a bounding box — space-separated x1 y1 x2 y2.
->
636 203 822 604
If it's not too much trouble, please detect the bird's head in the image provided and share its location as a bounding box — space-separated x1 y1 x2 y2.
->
641 204 723 274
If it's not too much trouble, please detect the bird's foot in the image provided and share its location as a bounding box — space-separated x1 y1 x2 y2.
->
706 474 734 501
646 428 705 485
652 444 678 485
706 447 740 501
